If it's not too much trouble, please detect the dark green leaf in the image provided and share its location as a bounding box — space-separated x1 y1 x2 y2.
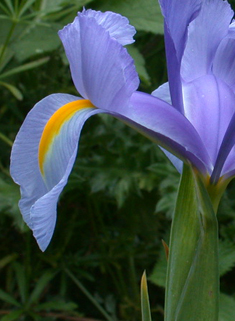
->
0 57 50 79
0 254 18 269
13 262 27 304
0 178 27 232
0 289 21 307
0 81 23 100
28 270 56 305
1 309 24 321
219 240 235 276
99 0 163 33
12 23 62 61
36 300 77 312
149 247 167 288
127 45 150 84
219 293 235 321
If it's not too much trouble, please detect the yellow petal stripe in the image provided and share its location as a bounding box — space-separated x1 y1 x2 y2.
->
38 99 94 175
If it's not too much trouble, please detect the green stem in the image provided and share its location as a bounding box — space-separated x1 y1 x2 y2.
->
164 164 219 321
64 268 113 321
0 132 13 146
0 20 17 64
129 255 139 302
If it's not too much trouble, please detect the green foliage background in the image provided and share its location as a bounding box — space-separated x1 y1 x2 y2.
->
1 0 235 320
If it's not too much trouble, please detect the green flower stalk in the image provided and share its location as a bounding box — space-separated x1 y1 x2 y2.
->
165 165 220 321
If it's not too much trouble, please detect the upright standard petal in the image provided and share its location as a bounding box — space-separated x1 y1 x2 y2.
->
10 94 102 250
213 30 235 90
181 0 233 82
159 0 201 111
211 112 235 183
59 10 139 112
159 0 201 61
182 75 235 165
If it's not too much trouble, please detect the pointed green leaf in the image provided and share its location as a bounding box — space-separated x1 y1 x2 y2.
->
28 270 56 305
11 23 61 61
18 0 36 17
39 0 66 14
0 254 18 268
39 0 93 16
0 57 50 79
1 309 24 321
2 0 14 15
65 268 113 321
0 45 14 72
0 81 23 100
0 289 21 307
0 3 10 16
0 132 13 146
36 300 77 312
0 177 26 232
149 247 167 288
13 262 28 304
141 271 152 321
219 240 235 276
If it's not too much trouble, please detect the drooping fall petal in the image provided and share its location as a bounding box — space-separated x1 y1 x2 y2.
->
10 94 101 250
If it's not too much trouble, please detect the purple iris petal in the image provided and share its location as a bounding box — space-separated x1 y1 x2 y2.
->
152 82 171 105
181 0 233 82
213 36 235 89
10 94 104 251
121 91 211 174
182 75 235 165
159 0 202 111
59 10 139 112
81 9 136 45
159 0 202 61
157 0 235 181
211 112 235 183
10 94 83 228
163 29 184 112
152 84 183 172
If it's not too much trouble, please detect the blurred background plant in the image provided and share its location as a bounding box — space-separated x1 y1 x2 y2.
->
1 0 235 320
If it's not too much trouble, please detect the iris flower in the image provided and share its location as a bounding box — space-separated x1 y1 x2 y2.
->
10 0 235 251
